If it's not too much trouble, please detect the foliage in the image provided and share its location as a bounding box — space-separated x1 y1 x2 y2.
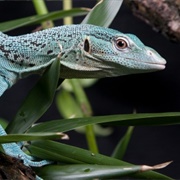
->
0 0 177 179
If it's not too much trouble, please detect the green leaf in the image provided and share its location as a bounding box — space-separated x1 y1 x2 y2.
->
56 89 83 119
28 112 180 133
75 124 113 136
77 79 98 88
82 0 123 27
0 118 8 129
0 132 67 143
62 79 98 91
6 57 61 134
35 162 171 180
0 8 89 32
29 140 172 179
112 126 134 159
36 164 141 180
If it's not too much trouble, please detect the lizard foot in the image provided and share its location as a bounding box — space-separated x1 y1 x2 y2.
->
0 125 52 179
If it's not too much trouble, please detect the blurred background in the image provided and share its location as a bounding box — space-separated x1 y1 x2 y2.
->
0 1 180 178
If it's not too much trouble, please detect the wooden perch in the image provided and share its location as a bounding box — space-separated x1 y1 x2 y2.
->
0 153 36 180
127 0 180 42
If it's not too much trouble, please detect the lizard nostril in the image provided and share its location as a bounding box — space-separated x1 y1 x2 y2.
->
147 49 153 56
146 48 166 65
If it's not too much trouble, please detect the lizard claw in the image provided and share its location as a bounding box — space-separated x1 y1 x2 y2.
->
2 141 52 167
0 125 52 167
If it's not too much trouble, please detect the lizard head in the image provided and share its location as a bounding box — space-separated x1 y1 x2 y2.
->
60 25 166 78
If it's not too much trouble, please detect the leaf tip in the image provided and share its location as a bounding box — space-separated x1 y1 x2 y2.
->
58 132 69 140
141 161 173 172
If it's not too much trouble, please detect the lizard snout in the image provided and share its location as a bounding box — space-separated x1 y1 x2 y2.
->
146 48 166 70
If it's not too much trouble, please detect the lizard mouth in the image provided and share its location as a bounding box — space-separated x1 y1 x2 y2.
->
143 61 166 70
123 56 166 70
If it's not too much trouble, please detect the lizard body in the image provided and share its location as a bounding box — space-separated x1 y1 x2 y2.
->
0 24 166 175
0 24 166 96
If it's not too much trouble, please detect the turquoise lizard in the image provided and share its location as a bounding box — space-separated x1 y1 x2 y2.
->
0 24 166 171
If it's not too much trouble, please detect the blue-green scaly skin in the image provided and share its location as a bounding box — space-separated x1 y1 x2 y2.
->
0 24 166 95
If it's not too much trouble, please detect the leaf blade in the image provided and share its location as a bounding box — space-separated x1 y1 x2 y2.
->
6 58 61 134
56 89 83 119
0 133 67 143
28 112 180 133
28 140 172 179
82 0 123 27
36 163 171 180
0 8 89 32
112 126 134 159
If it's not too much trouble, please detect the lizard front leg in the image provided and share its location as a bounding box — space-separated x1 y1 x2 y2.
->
0 125 52 179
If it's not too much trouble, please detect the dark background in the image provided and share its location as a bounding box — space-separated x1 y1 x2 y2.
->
0 1 180 178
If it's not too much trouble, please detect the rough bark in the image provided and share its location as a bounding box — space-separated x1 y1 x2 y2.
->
127 0 180 42
0 153 36 180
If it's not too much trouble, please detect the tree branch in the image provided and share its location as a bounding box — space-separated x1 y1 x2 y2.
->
127 0 180 42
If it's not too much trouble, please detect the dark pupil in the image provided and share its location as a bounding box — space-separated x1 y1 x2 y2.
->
84 39 90 52
117 40 126 48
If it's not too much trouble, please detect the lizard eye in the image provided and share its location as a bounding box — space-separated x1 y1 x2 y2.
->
115 38 128 50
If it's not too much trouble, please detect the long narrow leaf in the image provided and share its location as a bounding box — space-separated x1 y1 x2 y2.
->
28 112 180 133
35 162 172 180
112 126 134 159
0 8 89 32
6 58 61 134
56 89 83 119
28 140 172 179
82 0 123 27
0 132 67 143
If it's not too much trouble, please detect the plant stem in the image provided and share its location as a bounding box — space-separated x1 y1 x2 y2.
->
85 124 99 153
32 0 54 29
68 79 92 117
63 0 73 25
69 79 99 153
